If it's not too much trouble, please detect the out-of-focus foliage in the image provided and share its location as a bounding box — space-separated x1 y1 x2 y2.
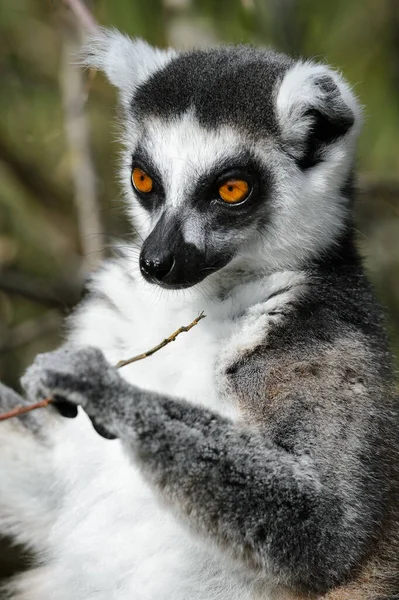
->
0 0 398 388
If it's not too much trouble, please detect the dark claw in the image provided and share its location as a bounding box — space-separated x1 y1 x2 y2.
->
91 418 117 440
53 397 78 419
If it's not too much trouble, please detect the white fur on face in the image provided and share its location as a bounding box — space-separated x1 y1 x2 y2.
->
235 140 350 273
143 112 246 209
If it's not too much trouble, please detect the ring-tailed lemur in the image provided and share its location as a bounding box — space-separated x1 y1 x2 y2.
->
0 29 398 600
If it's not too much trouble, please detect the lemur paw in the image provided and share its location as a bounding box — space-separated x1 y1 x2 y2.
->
21 345 123 439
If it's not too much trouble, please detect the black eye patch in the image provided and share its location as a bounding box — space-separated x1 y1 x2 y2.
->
130 144 273 225
190 153 273 218
131 148 165 210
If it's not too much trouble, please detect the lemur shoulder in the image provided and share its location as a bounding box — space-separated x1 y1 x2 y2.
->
0 29 398 600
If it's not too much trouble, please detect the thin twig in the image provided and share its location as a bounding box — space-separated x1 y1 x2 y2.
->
115 312 206 368
0 399 53 423
0 312 206 422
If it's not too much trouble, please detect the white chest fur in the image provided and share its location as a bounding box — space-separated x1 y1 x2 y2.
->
43 263 306 600
69 262 305 409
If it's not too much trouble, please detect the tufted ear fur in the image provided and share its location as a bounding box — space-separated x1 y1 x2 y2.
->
81 28 177 108
276 61 363 169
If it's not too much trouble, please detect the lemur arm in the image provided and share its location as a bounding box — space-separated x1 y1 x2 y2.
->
21 328 391 596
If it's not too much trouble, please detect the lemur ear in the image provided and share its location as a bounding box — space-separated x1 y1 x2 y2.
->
276 62 362 168
81 28 177 107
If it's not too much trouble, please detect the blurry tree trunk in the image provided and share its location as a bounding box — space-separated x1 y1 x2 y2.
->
63 0 98 33
60 17 104 273
388 0 399 94
163 0 218 49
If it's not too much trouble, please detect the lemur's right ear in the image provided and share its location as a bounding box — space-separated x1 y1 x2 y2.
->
81 28 177 107
276 61 363 169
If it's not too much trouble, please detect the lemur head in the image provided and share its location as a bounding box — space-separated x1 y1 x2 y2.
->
84 29 362 290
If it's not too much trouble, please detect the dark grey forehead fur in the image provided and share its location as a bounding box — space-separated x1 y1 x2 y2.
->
132 46 293 137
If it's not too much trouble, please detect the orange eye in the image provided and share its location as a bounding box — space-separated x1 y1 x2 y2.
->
218 179 250 204
132 167 153 194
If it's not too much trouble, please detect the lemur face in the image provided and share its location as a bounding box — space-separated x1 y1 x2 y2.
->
129 116 274 289
84 33 362 289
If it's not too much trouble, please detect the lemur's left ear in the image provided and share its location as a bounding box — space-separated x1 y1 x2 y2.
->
276 61 362 168
81 28 177 107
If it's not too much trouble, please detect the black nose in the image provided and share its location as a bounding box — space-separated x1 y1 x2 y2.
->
140 252 175 284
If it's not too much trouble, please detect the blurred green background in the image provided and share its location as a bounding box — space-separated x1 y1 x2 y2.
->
0 0 398 579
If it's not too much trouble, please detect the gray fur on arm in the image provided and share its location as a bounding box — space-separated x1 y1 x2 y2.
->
21 344 381 595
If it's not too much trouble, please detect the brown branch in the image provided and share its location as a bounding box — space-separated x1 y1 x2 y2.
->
0 312 206 422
